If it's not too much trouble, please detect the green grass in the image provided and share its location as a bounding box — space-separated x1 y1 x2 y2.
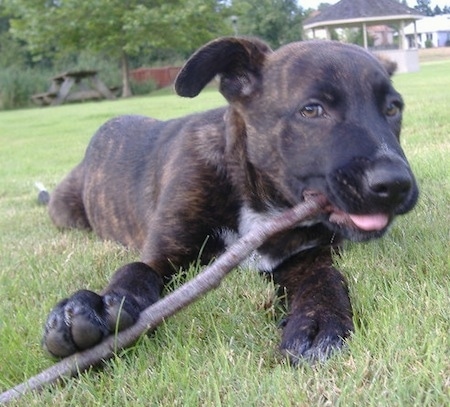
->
0 62 449 406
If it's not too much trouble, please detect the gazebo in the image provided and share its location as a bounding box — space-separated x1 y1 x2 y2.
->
303 0 423 72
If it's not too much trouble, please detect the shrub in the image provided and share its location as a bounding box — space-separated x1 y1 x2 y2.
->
0 68 49 110
130 79 158 96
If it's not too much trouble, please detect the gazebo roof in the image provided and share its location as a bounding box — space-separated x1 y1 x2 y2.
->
304 0 423 30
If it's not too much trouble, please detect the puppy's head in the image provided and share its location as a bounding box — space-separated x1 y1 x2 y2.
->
175 37 418 242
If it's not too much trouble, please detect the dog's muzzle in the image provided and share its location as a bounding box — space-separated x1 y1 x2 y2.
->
316 156 419 239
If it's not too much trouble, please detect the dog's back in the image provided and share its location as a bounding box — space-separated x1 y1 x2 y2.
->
49 108 239 256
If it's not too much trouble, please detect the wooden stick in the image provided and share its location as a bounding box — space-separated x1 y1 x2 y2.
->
0 194 326 404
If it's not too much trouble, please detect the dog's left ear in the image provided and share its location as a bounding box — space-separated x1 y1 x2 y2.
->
175 37 272 101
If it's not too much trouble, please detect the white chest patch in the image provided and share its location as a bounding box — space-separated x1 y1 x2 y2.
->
238 205 282 237
216 205 322 273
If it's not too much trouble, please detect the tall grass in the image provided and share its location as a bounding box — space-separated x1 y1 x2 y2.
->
0 60 448 406
0 68 49 110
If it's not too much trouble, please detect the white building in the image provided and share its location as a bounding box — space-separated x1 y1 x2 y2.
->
405 14 450 48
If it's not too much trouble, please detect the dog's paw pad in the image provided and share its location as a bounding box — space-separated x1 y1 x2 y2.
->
281 334 346 365
43 290 109 358
43 299 78 358
103 292 140 332
280 315 352 365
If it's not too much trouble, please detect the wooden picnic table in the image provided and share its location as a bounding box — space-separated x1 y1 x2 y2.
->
32 70 116 106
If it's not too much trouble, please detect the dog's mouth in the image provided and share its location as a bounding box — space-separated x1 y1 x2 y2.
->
303 190 391 236
327 208 390 232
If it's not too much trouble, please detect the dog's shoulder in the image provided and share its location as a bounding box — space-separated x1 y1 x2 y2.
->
170 107 229 168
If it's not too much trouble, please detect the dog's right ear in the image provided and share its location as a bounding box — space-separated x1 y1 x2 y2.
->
175 37 272 102
376 55 398 77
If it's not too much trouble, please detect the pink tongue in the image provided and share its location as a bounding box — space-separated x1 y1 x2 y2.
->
348 214 389 231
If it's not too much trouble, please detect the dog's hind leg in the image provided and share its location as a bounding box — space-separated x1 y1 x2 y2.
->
48 164 91 230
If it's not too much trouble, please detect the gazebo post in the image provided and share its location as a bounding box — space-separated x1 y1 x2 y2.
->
362 22 368 49
413 20 418 48
399 20 404 49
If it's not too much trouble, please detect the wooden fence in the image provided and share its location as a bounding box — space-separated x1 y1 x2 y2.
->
130 66 181 89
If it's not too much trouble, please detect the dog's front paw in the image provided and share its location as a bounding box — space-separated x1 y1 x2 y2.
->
279 311 353 365
43 289 140 358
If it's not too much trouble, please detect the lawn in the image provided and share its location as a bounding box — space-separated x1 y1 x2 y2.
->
0 60 449 406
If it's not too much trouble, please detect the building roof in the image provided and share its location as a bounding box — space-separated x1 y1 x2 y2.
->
304 0 423 30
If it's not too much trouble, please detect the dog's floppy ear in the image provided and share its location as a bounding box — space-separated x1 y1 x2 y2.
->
175 36 272 101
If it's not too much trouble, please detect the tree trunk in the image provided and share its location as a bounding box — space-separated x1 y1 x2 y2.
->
121 50 132 98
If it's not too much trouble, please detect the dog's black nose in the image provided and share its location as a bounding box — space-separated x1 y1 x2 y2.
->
366 162 413 207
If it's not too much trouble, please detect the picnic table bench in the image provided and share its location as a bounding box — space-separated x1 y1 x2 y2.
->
32 70 116 106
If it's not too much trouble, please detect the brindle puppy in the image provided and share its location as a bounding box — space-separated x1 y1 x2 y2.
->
42 37 418 363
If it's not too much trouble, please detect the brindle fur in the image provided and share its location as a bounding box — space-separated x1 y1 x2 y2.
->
43 37 418 363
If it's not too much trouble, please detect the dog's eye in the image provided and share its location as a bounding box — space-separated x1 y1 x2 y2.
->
300 104 325 118
385 102 401 117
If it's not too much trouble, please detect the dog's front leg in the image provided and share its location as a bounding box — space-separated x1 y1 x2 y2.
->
42 262 162 358
273 247 353 364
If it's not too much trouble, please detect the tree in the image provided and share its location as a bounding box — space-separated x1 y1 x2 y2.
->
6 0 230 97
433 5 442 15
414 0 433 16
0 2 29 68
231 0 305 48
318 3 332 11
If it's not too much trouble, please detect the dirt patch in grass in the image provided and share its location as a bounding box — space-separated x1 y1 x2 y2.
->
418 47 450 63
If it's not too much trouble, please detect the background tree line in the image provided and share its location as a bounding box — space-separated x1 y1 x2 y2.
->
1 0 449 109
0 0 306 109
414 0 450 16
